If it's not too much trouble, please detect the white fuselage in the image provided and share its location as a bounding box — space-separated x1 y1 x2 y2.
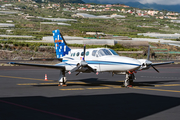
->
56 48 141 73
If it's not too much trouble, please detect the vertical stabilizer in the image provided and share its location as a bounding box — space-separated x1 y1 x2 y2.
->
52 29 71 58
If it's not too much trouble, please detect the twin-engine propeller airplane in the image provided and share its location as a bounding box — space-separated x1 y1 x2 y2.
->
8 29 174 87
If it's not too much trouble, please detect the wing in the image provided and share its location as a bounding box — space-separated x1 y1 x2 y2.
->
8 62 65 70
152 61 174 66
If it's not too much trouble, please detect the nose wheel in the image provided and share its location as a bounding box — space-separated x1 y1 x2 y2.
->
124 72 135 87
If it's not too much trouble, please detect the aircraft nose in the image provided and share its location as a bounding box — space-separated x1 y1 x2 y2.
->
132 59 141 70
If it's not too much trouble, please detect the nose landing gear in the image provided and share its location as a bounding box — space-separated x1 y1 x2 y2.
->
124 71 135 88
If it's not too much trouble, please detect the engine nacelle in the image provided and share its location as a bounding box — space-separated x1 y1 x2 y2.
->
137 59 152 70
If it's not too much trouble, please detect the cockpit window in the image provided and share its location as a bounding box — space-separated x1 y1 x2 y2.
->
109 49 118 55
92 50 97 56
98 49 112 57
86 51 89 56
98 50 105 57
103 49 112 55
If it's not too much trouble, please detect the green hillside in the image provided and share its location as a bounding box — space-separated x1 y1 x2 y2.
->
34 0 85 3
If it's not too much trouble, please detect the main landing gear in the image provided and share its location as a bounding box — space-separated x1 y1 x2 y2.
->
124 71 136 88
58 70 67 86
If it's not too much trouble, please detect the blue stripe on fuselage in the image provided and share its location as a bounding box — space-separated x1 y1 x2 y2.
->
62 60 68 62
57 60 140 66
86 61 140 66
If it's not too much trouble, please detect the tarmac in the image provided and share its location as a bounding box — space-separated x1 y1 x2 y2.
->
0 64 180 120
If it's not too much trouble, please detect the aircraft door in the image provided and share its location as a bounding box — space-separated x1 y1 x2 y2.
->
91 50 101 72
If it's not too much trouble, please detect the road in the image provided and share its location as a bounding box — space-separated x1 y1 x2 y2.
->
0 65 180 120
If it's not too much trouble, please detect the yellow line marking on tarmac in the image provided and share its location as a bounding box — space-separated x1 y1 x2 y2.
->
17 81 88 86
12 75 180 92
40 83 58 85
102 85 116 87
67 81 87 84
102 84 122 88
86 87 110 90
60 88 85 91
17 81 180 93
0 75 54 81
60 87 110 91
17 83 58 85
18 83 38 85
117 81 124 82
133 87 180 93
112 86 123 88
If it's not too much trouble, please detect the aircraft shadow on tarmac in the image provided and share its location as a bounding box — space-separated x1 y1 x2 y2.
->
0 93 180 120
32 78 180 87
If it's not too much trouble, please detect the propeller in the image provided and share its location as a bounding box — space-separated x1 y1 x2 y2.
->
67 45 96 74
147 45 159 73
151 65 159 73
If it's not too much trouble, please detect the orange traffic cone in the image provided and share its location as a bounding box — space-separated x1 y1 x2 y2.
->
45 74 48 81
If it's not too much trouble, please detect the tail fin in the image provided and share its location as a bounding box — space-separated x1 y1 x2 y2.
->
52 29 71 58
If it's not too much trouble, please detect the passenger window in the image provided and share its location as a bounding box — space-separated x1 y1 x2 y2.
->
76 52 79 56
73 53 75 56
86 51 89 56
92 50 97 56
81 52 84 56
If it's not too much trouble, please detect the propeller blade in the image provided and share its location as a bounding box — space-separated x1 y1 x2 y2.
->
147 45 150 60
76 72 80 76
68 65 82 74
83 44 86 61
151 65 159 73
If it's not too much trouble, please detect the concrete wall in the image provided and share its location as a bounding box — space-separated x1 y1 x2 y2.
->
42 36 148 46
42 36 115 45
115 40 149 46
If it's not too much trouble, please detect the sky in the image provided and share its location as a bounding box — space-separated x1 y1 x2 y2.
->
87 0 180 5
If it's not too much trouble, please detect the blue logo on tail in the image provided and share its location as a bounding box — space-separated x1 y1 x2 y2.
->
52 29 71 58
